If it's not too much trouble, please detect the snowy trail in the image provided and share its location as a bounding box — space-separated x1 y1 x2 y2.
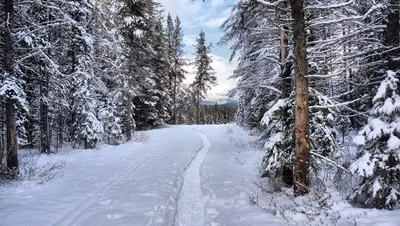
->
51 155 150 226
176 132 210 226
0 125 289 226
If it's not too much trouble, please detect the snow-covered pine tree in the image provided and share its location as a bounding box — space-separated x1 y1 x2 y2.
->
131 1 164 130
175 84 195 124
151 15 172 125
171 16 186 124
92 0 125 145
351 70 400 210
191 31 217 124
16 0 72 153
115 0 162 131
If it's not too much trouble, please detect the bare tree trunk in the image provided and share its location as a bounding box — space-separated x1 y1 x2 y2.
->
56 111 63 152
280 29 292 99
4 0 18 172
40 6 52 154
289 0 310 196
125 94 132 140
40 76 51 154
0 103 4 167
196 92 200 124
386 0 400 72
6 98 18 171
173 73 177 124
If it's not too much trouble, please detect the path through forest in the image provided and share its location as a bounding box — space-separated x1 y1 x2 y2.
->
0 125 284 226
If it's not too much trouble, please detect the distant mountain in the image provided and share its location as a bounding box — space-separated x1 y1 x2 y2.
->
220 101 238 109
200 98 238 109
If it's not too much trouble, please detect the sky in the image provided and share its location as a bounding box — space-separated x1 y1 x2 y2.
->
155 0 239 103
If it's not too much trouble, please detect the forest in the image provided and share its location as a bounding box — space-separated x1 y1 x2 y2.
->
0 0 228 175
0 0 400 222
221 0 400 210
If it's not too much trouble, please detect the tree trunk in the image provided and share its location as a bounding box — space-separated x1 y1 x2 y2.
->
0 104 4 168
40 6 52 154
56 111 64 151
280 29 292 99
289 0 310 196
125 94 132 140
6 98 18 172
196 92 200 124
40 76 51 154
4 0 18 172
173 73 177 124
386 0 400 72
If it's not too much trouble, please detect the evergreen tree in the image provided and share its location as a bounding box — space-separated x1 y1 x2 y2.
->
171 16 186 124
351 70 400 210
165 14 186 124
191 31 217 124
152 16 172 125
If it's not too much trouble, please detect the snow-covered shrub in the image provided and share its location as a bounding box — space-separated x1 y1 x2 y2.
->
350 70 400 209
98 102 124 145
260 94 295 188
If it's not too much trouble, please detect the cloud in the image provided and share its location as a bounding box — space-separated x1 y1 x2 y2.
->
155 0 235 28
183 35 197 47
204 8 231 28
155 0 239 101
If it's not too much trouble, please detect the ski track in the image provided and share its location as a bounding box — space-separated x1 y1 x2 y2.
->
175 132 211 226
51 145 167 226
1 125 304 226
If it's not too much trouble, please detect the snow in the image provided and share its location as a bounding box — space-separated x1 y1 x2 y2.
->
261 98 286 126
176 132 210 226
372 179 382 197
350 152 375 177
1 124 400 226
353 135 365 146
388 134 400 151
373 70 398 103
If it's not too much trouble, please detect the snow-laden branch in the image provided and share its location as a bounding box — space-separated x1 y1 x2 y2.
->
310 151 352 174
306 71 343 79
310 98 360 109
307 4 384 28
257 0 286 7
305 0 355 10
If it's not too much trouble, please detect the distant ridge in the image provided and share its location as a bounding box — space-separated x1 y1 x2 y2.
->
200 98 238 109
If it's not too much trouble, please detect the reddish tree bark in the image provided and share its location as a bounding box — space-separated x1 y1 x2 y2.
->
289 0 310 195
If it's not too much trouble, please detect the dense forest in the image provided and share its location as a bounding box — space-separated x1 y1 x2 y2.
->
1 0 400 214
221 0 400 209
0 0 232 176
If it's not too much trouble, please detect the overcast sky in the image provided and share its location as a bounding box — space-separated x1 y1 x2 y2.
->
155 0 239 102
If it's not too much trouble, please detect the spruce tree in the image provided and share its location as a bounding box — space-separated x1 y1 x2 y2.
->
191 31 217 124
351 70 400 210
171 16 186 124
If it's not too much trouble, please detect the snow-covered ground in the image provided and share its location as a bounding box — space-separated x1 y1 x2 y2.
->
1 124 399 226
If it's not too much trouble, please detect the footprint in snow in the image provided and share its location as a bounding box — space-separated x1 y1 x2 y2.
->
106 213 122 220
99 199 112 205
141 192 157 197
223 180 233 185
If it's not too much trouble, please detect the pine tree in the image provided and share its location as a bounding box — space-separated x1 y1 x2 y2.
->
152 16 172 125
351 70 400 210
191 31 217 124
115 0 159 132
171 16 186 124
